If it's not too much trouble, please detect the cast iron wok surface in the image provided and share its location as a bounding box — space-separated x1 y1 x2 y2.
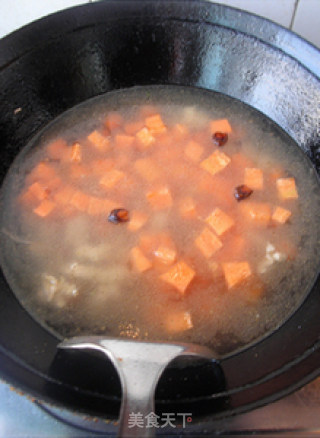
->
0 0 319 425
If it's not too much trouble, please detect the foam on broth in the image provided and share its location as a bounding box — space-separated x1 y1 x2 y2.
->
1 85 319 356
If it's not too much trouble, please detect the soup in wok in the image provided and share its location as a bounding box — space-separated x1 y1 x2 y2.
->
1 85 319 356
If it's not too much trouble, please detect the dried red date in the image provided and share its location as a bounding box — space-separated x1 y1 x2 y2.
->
234 185 253 201
212 132 228 146
108 208 130 224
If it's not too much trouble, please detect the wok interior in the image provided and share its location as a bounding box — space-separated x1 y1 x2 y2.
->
0 0 319 421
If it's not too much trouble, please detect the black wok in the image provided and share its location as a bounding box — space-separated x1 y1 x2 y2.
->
0 0 320 432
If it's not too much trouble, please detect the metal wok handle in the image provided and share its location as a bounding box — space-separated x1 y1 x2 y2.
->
59 336 216 438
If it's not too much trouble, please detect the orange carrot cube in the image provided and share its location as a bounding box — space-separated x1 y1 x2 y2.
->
127 211 148 231
70 142 82 163
178 197 196 218
184 140 204 163
276 177 298 200
33 199 55 217
145 114 167 135
87 130 109 153
100 169 125 189
27 182 50 201
272 206 292 224
195 227 223 258
70 191 90 212
164 311 193 333
28 162 56 181
146 186 173 210
130 247 152 273
115 134 135 147
160 261 195 294
222 262 252 289
105 112 123 131
244 168 263 190
46 138 68 160
210 118 232 134
53 186 75 205
154 245 177 265
124 120 144 135
240 202 271 226
136 127 155 148
134 158 160 182
206 208 235 236
200 150 231 176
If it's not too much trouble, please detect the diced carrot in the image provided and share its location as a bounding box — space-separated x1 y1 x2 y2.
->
184 140 204 163
134 158 160 182
195 227 223 258
130 247 152 273
145 114 167 135
154 245 177 265
206 208 234 236
160 261 195 294
146 186 173 210
70 142 82 163
139 232 174 257
172 123 189 140
100 169 125 189
124 120 145 135
178 197 196 218
222 262 252 289
200 150 231 176
91 159 115 174
87 197 116 216
244 168 263 190
276 177 298 200
136 127 155 148
210 118 232 134
53 186 75 205
164 311 193 333
28 162 56 182
127 211 148 231
33 199 55 217
46 138 68 160
115 134 135 148
87 130 109 153
46 176 62 191
272 206 292 224
105 112 123 131
27 182 50 201
70 191 90 212
240 202 271 226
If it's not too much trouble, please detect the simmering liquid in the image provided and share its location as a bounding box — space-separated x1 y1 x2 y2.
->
1 86 319 356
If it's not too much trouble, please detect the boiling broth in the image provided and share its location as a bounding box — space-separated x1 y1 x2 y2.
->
1 85 319 356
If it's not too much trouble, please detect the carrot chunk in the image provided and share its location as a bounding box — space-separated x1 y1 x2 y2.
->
154 245 177 265
124 120 144 135
244 168 263 190
195 227 223 258
28 162 56 181
70 142 82 163
272 206 292 224
100 169 125 189
87 130 109 153
222 262 252 289
146 186 173 210
70 191 90 212
184 140 204 163
276 177 298 200
33 199 55 217
134 158 160 182
53 186 75 205
145 114 167 135
164 311 193 333
178 197 196 218
240 202 271 226
210 118 232 134
206 208 235 236
27 182 50 201
115 134 135 147
105 112 123 131
46 138 68 160
160 261 195 294
136 127 155 148
127 211 148 231
200 150 231 176
130 247 152 273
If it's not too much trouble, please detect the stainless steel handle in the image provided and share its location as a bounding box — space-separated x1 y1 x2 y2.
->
59 336 215 438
